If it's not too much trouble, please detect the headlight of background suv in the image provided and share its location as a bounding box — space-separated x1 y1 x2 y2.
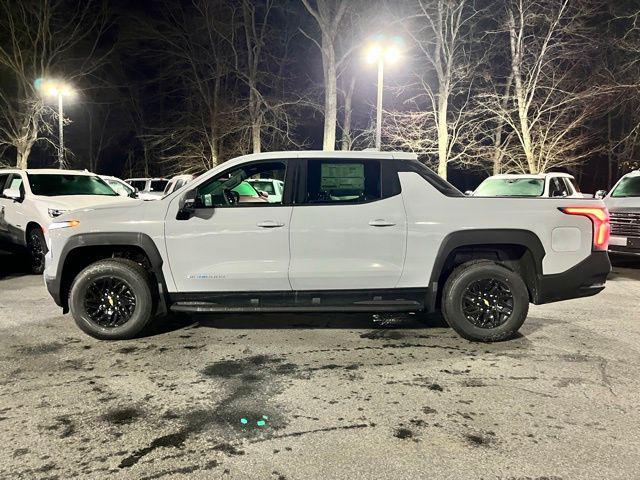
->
48 220 80 230
48 208 69 218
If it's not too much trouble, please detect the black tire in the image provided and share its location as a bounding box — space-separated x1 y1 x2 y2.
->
69 258 155 340
441 260 529 342
27 227 47 274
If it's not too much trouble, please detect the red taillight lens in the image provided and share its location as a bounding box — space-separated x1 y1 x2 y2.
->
559 206 610 251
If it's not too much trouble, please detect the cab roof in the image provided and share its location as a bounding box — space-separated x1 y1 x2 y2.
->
0 168 96 175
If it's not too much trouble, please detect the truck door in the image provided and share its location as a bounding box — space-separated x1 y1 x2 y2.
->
288 158 407 290
164 159 293 293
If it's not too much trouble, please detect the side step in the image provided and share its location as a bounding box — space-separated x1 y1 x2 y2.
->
170 299 422 314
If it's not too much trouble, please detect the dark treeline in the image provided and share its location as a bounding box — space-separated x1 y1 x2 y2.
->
0 0 639 189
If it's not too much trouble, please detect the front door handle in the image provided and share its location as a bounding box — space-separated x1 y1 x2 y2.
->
369 219 396 227
257 220 285 228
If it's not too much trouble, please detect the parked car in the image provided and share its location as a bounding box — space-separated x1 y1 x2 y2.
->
596 170 640 256
124 178 169 201
247 178 284 203
162 174 195 196
0 169 135 273
470 173 584 198
101 175 137 198
44 151 611 342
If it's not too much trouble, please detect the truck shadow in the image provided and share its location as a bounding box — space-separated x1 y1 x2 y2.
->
146 311 450 336
609 254 640 280
0 248 30 280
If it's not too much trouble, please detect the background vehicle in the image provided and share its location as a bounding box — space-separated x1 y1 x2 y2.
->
163 174 195 196
124 177 168 200
596 170 640 256
470 173 584 198
101 176 137 198
45 151 610 342
247 178 284 203
0 169 134 273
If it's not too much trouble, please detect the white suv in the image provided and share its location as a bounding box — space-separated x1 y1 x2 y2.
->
125 178 169 201
0 169 134 273
471 173 584 198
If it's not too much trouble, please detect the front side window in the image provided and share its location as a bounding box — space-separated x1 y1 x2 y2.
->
28 174 117 197
611 176 640 197
549 178 569 197
196 161 286 207
305 159 380 204
107 179 134 196
474 178 545 197
0 174 9 192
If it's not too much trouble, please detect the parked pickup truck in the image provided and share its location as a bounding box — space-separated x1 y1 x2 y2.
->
43 151 611 342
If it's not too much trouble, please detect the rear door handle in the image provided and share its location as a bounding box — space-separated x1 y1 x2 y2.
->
257 220 285 228
369 219 396 227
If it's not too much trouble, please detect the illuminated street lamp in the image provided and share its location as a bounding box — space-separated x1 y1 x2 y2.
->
365 36 403 150
36 79 76 168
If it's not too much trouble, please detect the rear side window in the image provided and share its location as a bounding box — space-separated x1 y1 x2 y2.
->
305 160 380 204
150 180 168 192
128 180 147 191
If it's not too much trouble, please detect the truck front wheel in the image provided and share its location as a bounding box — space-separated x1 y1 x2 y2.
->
69 258 155 340
441 260 529 342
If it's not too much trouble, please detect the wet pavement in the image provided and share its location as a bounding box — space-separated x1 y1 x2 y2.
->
1 250 639 479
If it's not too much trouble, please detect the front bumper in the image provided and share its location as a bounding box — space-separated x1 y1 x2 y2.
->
534 251 611 304
608 235 640 256
45 274 63 308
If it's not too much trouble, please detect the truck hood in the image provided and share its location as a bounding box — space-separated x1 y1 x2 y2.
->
35 195 137 212
604 197 640 211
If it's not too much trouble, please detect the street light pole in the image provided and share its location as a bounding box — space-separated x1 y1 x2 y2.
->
57 92 64 169
35 79 74 169
375 59 384 151
365 36 402 151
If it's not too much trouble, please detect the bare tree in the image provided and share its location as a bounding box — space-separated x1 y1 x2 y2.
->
384 0 478 178
300 0 352 151
0 0 109 168
493 0 602 173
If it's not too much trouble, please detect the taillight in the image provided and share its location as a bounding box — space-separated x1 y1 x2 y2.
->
559 206 610 251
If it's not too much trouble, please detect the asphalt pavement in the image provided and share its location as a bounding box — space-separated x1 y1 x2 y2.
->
1 249 639 480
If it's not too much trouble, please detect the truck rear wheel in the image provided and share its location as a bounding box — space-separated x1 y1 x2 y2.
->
69 258 155 340
441 260 529 342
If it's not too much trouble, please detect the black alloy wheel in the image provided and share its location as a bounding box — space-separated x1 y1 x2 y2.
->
461 278 514 329
27 228 46 274
84 277 137 328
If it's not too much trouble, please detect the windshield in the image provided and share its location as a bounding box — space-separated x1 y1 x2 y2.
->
474 178 545 197
249 180 275 194
106 179 134 196
611 176 640 197
28 174 118 197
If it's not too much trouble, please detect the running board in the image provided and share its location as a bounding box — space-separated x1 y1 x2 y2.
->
170 301 421 314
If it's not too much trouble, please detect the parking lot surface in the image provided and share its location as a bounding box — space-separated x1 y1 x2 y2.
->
1 250 639 480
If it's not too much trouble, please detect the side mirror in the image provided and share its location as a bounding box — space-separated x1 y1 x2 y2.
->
3 188 21 201
595 190 607 200
176 189 199 220
464 190 474 196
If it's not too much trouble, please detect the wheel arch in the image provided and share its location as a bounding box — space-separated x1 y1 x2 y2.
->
54 232 168 314
427 229 545 311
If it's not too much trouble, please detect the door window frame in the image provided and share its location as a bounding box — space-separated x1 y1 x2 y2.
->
192 159 295 209
295 157 401 206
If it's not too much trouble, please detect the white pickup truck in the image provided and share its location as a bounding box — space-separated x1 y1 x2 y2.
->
43 151 611 342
